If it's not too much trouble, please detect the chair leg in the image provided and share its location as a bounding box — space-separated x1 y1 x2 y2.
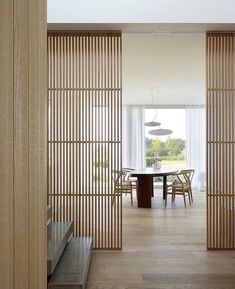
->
188 192 191 204
130 191 133 206
188 193 191 206
183 194 186 208
190 189 193 203
165 194 167 207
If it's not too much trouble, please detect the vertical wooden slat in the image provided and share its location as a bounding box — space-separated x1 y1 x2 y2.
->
72 36 75 232
59 36 62 222
231 36 235 248
48 36 51 207
56 36 59 222
62 36 65 221
28 0 41 285
75 36 77 232
65 36 68 222
207 32 235 250
37 0 47 285
0 0 14 287
68 36 71 223
14 0 30 286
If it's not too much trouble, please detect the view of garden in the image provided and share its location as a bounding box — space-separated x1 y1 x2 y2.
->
146 136 186 169
144 109 186 169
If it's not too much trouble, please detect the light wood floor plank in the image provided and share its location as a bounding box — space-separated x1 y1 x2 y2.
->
87 190 235 289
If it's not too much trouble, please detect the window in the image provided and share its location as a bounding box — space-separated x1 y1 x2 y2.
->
145 109 186 169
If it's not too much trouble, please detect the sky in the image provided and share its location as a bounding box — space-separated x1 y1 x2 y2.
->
144 109 186 141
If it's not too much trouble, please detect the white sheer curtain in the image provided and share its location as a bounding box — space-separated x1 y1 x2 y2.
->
122 106 146 169
186 108 206 190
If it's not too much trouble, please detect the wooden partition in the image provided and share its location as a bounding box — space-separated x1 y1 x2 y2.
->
207 32 235 249
0 0 47 288
48 32 122 249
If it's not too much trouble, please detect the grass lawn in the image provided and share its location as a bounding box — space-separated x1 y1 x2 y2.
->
161 160 186 169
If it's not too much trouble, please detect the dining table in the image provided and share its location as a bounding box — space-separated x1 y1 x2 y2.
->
130 167 178 208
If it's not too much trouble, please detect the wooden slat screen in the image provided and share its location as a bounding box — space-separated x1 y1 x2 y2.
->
48 32 122 249
207 32 235 249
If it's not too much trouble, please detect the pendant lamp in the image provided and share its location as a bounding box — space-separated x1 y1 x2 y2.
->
144 121 161 127
144 89 173 136
149 128 173 136
144 89 161 127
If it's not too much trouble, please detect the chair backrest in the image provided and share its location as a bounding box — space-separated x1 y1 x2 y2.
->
113 169 133 186
172 172 187 185
171 169 195 188
112 170 125 187
179 169 195 185
123 168 134 182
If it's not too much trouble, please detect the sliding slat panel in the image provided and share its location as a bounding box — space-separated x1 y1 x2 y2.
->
207 32 235 249
48 32 122 249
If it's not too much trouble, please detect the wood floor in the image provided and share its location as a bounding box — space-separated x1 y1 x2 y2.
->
87 189 235 289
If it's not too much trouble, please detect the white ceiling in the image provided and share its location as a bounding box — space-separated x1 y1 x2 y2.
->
47 23 235 33
122 33 206 106
48 0 235 24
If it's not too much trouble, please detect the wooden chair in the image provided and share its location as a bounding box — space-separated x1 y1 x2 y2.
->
180 169 195 203
123 168 137 191
165 169 195 208
112 170 133 206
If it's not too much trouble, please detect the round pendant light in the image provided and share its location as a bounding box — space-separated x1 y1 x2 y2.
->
144 89 161 127
144 89 173 135
144 121 161 127
149 128 173 136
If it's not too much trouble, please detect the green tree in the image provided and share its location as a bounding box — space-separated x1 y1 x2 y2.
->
145 137 185 165
166 136 174 156
173 139 185 156
152 138 161 156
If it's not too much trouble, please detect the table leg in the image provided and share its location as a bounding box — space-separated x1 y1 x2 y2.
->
136 175 153 208
163 175 167 200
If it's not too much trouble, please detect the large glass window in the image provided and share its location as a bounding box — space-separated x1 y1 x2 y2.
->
145 109 186 169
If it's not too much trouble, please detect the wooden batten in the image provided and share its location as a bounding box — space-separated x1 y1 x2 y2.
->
48 32 122 249
207 32 235 250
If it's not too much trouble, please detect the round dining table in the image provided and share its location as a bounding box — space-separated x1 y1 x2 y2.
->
130 167 178 208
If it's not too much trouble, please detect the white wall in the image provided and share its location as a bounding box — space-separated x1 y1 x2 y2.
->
123 33 206 105
47 0 235 23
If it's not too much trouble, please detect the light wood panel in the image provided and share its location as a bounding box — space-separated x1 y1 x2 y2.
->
48 32 122 249
207 32 235 249
38 1 47 287
0 0 47 288
0 0 14 288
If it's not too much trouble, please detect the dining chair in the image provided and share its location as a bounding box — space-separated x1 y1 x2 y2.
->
123 167 137 191
165 169 195 208
112 169 133 206
179 169 195 203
